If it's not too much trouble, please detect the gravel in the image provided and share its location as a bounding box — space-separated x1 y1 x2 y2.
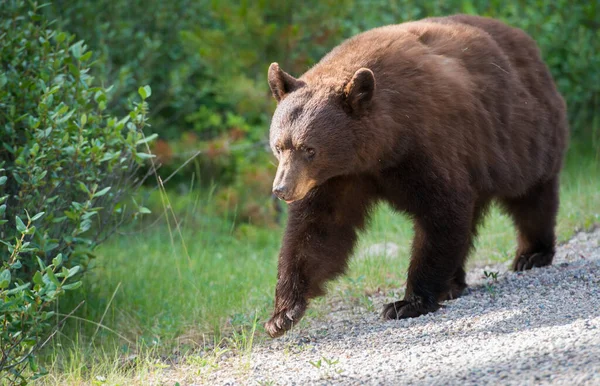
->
191 228 600 385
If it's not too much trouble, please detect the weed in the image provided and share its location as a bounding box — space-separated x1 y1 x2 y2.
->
483 270 500 298
483 271 500 281
309 356 344 379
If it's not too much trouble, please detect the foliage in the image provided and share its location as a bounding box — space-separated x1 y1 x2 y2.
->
46 0 599 143
43 0 348 139
0 1 153 382
43 1 350 215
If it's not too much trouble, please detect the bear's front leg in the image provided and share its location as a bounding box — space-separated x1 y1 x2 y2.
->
264 267 308 338
265 177 376 338
382 202 473 320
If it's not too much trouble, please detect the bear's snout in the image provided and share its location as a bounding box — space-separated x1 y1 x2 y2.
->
272 162 317 204
272 185 289 201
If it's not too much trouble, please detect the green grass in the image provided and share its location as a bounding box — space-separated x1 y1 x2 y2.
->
55 204 283 346
40 143 599 383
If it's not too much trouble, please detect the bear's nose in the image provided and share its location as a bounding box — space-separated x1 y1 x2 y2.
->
273 185 288 200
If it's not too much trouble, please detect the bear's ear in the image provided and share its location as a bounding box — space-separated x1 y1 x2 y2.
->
343 68 375 114
268 62 300 102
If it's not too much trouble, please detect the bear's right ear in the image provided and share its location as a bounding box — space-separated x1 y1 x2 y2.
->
268 62 300 102
343 68 376 114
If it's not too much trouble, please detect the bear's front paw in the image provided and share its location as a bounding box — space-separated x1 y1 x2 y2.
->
381 298 440 320
264 302 306 338
512 252 554 271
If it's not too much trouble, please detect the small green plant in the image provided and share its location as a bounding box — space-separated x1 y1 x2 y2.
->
309 356 344 379
483 270 500 298
0 1 154 383
308 358 322 369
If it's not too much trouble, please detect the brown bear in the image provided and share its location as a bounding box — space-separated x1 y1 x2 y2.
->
264 14 569 338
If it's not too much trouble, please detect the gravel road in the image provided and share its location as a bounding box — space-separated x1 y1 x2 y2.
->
195 228 600 385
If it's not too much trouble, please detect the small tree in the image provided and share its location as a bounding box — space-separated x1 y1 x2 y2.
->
0 1 155 383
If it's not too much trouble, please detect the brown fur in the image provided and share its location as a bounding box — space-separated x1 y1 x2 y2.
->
264 14 569 338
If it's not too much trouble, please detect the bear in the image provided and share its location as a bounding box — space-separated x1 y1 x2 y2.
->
264 14 569 338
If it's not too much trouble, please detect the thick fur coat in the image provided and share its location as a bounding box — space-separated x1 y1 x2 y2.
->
264 14 569 338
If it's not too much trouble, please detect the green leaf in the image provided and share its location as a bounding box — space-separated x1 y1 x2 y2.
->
80 51 93 62
70 40 84 59
68 63 80 78
138 85 152 100
46 268 61 287
15 216 26 233
67 266 81 278
56 32 66 44
5 282 32 295
138 207 151 214
78 182 91 194
52 216 67 223
138 87 147 99
135 133 158 145
135 152 156 160
52 253 63 267
33 271 43 286
0 176 6 185
62 281 82 291
37 256 47 270
0 269 11 289
31 212 45 221
93 186 111 198
29 353 38 373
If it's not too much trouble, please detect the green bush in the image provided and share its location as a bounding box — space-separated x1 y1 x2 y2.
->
42 1 350 186
0 1 154 382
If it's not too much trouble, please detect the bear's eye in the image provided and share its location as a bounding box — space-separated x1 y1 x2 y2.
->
275 145 282 154
304 147 315 159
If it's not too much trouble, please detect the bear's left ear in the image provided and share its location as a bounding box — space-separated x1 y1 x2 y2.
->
343 68 375 114
268 62 300 103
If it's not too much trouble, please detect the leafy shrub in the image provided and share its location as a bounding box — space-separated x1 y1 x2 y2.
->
42 1 350 189
0 1 154 382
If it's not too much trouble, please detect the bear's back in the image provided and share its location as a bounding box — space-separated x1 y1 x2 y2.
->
300 15 568 196
426 14 566 117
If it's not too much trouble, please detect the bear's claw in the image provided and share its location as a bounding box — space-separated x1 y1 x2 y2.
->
382 298 441 320
512 251 554 271
264 302 306 338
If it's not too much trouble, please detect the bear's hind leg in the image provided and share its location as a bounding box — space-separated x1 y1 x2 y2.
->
440 197 490 301
501 177 559 271
444 266 468 301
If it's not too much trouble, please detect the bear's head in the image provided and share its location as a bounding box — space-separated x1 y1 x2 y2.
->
267 62 376 203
